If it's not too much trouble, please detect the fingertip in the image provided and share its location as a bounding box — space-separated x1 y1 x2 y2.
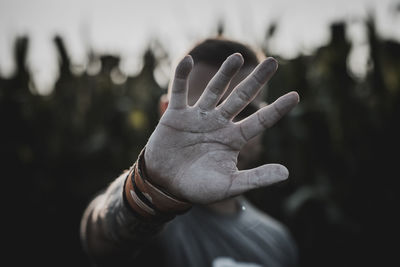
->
176 55 193 79
229 53 244 67
182 55 194 69
288 91 300 103
278 165 289 181
277 91 300 108
184 54 194 65
232 52 243 60
265 57 278 71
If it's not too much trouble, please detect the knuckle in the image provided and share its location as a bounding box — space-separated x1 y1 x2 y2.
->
252 73 264 87
257 111 270 128
219 106 234 119
216 69 231 85
172 79 187 92
273 103 284 117
235 89 252 103
207 84 223 96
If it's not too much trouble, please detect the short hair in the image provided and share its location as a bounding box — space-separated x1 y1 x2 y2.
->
187 37 264 69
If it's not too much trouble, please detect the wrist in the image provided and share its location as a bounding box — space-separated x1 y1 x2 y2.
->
123 148 192 222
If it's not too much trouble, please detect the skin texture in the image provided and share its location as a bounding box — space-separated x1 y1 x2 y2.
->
144 53 299 204
186 62 265 172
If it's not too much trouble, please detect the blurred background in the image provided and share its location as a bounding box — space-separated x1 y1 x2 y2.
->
1 0 399 266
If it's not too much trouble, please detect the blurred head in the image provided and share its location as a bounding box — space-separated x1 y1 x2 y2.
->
160 37 268 170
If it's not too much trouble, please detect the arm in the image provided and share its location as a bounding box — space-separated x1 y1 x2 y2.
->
80 172 166 266
80 53 299 265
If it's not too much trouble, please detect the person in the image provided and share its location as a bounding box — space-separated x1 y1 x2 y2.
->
80 37 300 267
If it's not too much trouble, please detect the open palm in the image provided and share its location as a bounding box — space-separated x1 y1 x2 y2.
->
144 53 299 204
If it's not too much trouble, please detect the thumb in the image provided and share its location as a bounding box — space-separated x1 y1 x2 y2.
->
228 164 289 197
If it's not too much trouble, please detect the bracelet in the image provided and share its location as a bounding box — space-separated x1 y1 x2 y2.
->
124 148 192 221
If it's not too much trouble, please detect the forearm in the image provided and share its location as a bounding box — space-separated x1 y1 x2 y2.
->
80 172 165 265
80 148 192 266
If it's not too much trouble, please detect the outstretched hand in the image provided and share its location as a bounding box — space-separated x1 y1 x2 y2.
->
144 53 299 204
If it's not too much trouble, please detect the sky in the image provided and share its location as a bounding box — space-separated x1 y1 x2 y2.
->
0 0 399 94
